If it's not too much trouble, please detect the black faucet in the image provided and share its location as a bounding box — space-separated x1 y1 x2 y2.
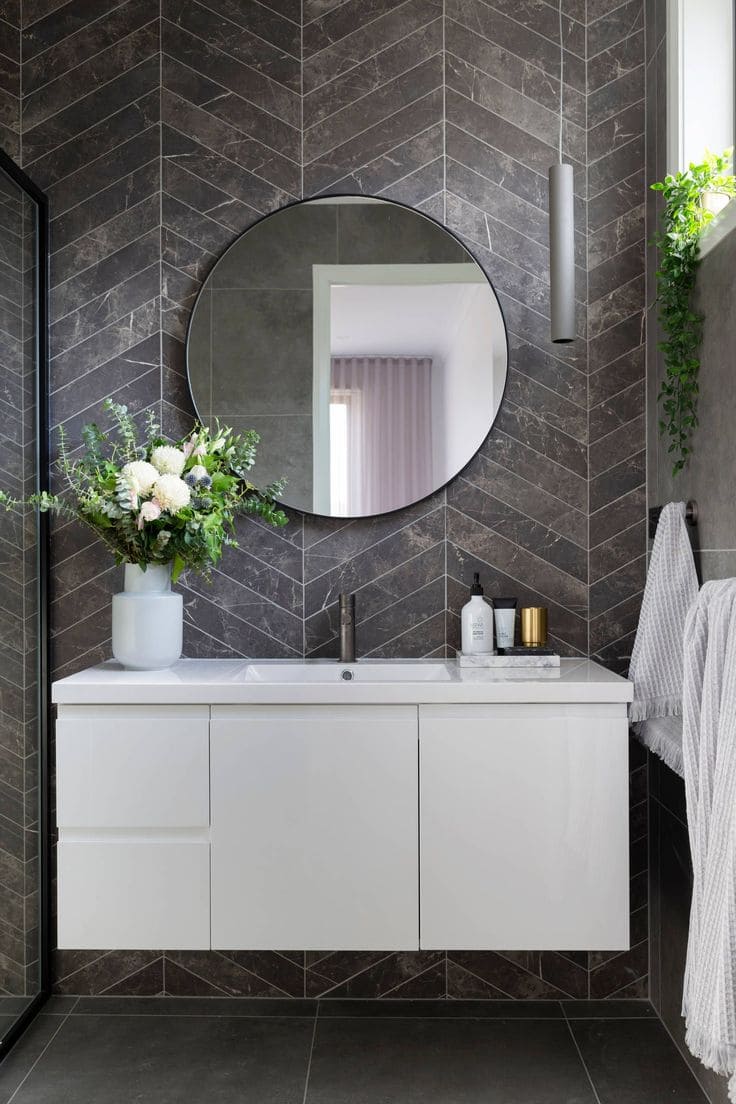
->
339 593 356 663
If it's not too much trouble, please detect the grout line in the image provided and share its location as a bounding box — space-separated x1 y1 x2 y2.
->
562 1007 604 1104
305 35 442 134
161 117 299 201
306 13 440 99
51 256 160 328
301 1009 319 1104
49 294 159 364
160 81 300 170
50 193 158 268
23 33 159 137
303 77 443 167
455 472 587 554
183 0 302 61
50 156 159 231
6 1007 76 1103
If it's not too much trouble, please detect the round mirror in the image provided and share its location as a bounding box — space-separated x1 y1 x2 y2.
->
187 196 508 519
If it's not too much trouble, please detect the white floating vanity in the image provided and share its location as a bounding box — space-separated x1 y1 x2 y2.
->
52 658 633 954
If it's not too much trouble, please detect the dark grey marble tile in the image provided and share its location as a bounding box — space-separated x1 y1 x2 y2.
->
570 1018 707 1102
303 0 441 93
562 999 655 1018
317 998 563 1018
307 952 443 1000
23 0 155 96
589 240 645 305
305 19 441 131
8 1013 314 1104
161 27 299 157
458 448 587 548
448 477 587 581
590 416 646 480
589 940 648 1000
161 90 299 196
306 1017 597 1103
51 159 160 255
162 0 300 91
71 995 316 1017
590 554 646 618
304 88 443 195
590 452 646 514
588 0 644 57
588 170 646 236
587 30 644 96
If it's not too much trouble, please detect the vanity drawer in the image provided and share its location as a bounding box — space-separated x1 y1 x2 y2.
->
57 841 210 949
56 706 209 829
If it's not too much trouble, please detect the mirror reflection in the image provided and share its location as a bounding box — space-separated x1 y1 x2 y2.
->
187 197 508 518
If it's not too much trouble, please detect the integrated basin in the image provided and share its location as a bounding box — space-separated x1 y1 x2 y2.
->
244 660 453 683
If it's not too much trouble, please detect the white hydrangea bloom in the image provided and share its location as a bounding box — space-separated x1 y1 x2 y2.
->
121 460 159 495
150 445 186 476
152 474 191 513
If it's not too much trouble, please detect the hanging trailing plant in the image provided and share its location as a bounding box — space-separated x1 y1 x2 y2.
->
651 150 736 475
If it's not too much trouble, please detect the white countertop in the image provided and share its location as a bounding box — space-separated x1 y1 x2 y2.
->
52 658 634 706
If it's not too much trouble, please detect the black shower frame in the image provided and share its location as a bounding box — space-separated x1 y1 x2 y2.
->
0 147 52 1058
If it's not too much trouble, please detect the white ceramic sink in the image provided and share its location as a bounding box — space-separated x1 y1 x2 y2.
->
244 660 453 683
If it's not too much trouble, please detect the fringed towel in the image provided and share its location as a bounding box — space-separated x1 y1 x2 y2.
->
628 502 699 774
682 579 736 1101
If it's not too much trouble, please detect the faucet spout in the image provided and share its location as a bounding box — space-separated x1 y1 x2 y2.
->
339 593 356 663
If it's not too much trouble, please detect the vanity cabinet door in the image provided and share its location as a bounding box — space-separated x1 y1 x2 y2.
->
210 705 419 950
418 704 629 951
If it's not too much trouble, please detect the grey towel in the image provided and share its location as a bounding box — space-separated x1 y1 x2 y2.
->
682 580 736 1101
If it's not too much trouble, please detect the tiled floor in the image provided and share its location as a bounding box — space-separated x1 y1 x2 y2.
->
0 998 709 1103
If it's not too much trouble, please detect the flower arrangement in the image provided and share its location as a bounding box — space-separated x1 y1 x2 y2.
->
0 399 287 581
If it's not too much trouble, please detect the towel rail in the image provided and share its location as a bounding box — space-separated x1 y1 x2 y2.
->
648 500 698 539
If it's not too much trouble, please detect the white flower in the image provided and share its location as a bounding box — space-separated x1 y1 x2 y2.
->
212 437 226 451
121 460 158 495
150 445 186 476
152 474 191 513
189 464 208 482
192 442 207 458
137 500 162 530
182 435 198 460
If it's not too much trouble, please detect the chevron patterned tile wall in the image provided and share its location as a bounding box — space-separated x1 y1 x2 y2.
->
11 0 648 998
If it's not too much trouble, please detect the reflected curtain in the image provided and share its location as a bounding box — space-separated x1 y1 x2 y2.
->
330 355 433 515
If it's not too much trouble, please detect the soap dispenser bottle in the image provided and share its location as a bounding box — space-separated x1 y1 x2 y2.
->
461 573 494 654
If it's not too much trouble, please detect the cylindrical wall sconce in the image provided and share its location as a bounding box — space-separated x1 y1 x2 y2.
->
548 162 575 343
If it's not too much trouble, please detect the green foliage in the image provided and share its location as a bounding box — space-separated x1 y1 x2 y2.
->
651 150 736 475
0 399 288 580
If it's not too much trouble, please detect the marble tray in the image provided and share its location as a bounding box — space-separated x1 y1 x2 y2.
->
456 651 561 669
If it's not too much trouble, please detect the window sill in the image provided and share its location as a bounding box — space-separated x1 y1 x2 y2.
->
699 197 736 258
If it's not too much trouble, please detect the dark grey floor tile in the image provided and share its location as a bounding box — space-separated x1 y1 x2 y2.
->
72 996 317 1017
0 1014 67 1103
570 1019 708 1102
0 1014 19 1039
0 998 34 1015
41 997 79 1016
8 1014 314 1104
562 999 656 1018
305 1018 596 1103
317 999 563 1019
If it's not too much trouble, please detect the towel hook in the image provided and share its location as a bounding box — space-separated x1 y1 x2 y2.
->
648 500 698 539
